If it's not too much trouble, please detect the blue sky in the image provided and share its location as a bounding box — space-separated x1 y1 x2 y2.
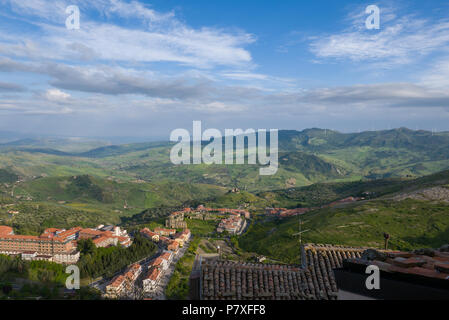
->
1 0 449 138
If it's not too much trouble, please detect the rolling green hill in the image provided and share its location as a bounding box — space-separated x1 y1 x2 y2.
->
0 174 228 233
239 198 449 264
1 135 449 262
238 170 449 263
0 201 116 235
2 128 449 192
12 175 227 209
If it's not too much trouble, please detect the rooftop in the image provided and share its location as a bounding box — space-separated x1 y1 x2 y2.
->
145 267 161 281
0 225 13 236
200 260 329 300
344 246 449 281
301 244 379 299
160 252 172 261
108 275 126 288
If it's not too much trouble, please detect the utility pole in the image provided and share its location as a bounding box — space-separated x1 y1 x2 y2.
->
383 233 390 250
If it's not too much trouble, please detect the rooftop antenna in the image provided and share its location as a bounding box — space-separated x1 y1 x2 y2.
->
292 217 309 263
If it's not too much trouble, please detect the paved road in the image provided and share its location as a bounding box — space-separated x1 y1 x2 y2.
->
236 219 250 236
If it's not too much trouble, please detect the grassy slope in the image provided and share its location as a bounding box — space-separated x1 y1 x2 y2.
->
0 201 115 235
12 175 227 209
238 170 449 263
0 174 227 234
238 198 449 264
3 128 449 192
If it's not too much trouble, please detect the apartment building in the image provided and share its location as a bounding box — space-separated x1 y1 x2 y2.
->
0 227 77 256
0 224 130 263
217 215 243 234
105 263 142 299
142 252 174 293
143 267 162 292
140 228 159 242
78 227 131 248
105 275 127 298
154 227 176 236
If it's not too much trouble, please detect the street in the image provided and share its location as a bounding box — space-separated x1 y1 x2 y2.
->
143 240 190 300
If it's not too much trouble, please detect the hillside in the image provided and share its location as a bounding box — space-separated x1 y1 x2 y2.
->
239 198 449 264
11 175 227 209
0 201 116 235
1 128 449 192
0 175 228 233
0 168 18 183
238 170 449 263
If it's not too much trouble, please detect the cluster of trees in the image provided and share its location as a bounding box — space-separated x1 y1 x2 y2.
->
0 168 18 183
0 254 67 284
77 235 157 279
68 175 108 202
0 254 102 300
230 236 243 256
121 206 183 226
0 201 113 235
0 280 101 300
0 254 27 276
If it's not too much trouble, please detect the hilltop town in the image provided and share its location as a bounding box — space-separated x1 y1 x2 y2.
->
165 205 250 235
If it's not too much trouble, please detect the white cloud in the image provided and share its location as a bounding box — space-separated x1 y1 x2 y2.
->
0 0 254 68
0 0 68 22
221 72 269 81
310 6 449 68
44 88 71 101
1 1 449 136
420 57 449 89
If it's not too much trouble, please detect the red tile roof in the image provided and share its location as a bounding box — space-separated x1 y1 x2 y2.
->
151 257 164 267
145 267 161 281
0 226 13 236
109 275 126 288
160 252 172 261
154 227 176 234
92 236 109 245
43 228 60 234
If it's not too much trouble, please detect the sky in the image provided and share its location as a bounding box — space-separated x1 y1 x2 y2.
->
1 0 449 139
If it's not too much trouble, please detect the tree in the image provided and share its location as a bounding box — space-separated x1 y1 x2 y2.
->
1 283 12 295
78 238 96 256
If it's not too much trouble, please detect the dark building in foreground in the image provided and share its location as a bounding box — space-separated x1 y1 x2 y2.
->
190 243 449 300
191 244 373 300
334 246 449 300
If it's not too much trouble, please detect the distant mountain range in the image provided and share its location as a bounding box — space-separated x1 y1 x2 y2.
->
1 127 449 191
